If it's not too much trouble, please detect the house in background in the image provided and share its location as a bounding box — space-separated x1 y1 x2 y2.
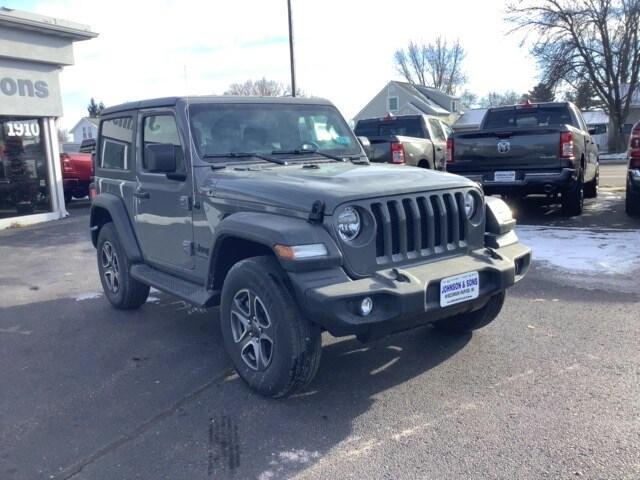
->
69 117 98 143
353 81 460 126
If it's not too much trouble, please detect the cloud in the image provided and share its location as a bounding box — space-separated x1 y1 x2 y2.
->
25 0 538 128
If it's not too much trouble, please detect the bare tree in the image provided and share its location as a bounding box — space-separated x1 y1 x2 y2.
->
507 0 640 150
87 98 105 118
460 90 479 110
394 37 467 95
224 78 285 96
479 91 524 108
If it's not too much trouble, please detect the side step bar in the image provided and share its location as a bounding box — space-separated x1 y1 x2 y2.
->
130 264 220 308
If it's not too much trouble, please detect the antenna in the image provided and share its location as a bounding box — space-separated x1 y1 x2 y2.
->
184 65 198 208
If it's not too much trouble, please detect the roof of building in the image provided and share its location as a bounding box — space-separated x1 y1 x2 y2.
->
394 81 451 115
101 95 334 116
0 7 97 40
69 116 99 133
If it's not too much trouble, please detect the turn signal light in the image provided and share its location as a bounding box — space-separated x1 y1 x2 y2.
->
446 138 454 163
390 142 405 164
560 131 574 159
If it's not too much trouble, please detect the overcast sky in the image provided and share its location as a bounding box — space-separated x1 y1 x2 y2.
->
7 0 539 129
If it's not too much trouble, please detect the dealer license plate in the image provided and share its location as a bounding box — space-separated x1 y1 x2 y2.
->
440 271 480 308
494 171 516 182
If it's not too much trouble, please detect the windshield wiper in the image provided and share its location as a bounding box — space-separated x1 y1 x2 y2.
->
271 149 348 162
202 152 288 165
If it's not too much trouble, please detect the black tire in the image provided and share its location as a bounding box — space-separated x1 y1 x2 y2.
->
561 172 584 216
584 164 599 198
625 181 640 216
97 222 150 309
433 292 506 334
220 256 322 398
418 159 431 169
64 191 72 205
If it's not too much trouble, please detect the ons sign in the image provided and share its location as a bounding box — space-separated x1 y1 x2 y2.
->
0 76 49 98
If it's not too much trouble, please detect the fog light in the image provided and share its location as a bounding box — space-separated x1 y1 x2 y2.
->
359 297 373 316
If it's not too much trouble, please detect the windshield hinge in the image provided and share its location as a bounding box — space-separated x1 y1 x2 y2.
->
308 200 325 224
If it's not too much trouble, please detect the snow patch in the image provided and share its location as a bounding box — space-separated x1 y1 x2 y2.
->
75 292 102 301
517 226 640 275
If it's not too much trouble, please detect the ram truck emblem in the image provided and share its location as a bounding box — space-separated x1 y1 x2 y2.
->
497 140 511 153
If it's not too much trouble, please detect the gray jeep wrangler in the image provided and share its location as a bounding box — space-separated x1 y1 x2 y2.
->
90 96 531 398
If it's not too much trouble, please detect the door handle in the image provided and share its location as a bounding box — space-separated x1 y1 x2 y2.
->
436 147 443 151
134 190 150 200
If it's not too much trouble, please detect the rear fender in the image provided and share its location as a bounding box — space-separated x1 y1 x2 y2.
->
90 193 143 262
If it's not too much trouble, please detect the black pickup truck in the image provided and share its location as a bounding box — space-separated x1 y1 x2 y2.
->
354 114 450 170
448 102 599 216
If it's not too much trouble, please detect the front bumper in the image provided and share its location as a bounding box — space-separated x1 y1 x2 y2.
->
289 241 531 338
458 168 575 195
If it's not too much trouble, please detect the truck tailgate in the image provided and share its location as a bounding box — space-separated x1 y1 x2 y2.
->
453 128 562 172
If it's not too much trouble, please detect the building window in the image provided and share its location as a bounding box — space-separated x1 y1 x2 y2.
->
100 117 134 170
0 118 51 219
388 96 399 112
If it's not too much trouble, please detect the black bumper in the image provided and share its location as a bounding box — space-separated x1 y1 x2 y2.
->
454 168 575 195
288 242 531 338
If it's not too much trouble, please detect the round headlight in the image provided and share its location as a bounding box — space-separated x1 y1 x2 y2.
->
337 206 361 241
464 191 477 219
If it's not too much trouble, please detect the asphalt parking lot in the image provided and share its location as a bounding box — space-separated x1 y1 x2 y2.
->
1 164 639 480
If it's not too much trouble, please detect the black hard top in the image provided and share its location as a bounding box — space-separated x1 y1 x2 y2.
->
101 95 334 116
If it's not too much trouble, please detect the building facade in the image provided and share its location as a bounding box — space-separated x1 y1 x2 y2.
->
69 117 98 144
0 7 96 230
353 81 460 126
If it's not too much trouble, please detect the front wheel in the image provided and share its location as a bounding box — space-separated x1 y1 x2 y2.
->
433 292 505 334
220 256 322 398
97 223 150 309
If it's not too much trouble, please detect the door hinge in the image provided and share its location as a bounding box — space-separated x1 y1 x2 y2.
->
182 240 195 256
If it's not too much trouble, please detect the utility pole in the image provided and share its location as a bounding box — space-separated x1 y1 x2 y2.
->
287 0 296 97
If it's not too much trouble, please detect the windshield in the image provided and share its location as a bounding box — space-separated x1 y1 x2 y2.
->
188 103 361 160
483 106 574 129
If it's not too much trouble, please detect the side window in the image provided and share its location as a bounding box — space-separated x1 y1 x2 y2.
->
142 115 185 173
428 118 447 142
100 117 134 170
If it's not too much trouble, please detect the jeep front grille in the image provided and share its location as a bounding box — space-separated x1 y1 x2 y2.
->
370 192 467 265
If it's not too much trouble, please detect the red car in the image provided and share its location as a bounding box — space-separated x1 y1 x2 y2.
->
626 122 640 216
61 151 93 204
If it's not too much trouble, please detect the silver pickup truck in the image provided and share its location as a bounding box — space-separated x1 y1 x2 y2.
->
448 102 599 216
354 114 450 170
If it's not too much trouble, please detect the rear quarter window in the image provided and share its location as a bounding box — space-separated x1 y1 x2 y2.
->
99 116 134 170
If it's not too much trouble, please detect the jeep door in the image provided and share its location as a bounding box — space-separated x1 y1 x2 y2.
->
133 111 195 271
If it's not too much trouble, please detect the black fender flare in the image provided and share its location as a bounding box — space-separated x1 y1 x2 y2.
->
208 212 343 275
90 194 143 262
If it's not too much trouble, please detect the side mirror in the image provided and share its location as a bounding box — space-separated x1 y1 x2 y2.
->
357 136 372 157
145 143 176 173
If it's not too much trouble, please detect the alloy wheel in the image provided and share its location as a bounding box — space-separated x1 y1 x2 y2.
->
101 241 120 294
230 289 274 371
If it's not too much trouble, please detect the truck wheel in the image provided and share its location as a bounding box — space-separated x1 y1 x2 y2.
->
220 256 322 398
625 182 640 216
433 292 505 334
64 191 72 204
97 223 150 309
561 174 584 216
584 165 599 198
418 159 431 169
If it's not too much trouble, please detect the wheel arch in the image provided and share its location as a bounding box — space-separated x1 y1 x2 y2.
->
90 193 143 262
207 211 342 290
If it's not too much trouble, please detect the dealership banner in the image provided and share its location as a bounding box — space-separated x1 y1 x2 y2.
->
0 58 63 117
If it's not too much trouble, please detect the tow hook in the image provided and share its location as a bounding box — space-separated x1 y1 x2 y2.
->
390 268 411 283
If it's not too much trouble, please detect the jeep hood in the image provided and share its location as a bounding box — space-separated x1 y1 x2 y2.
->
207 162 476 214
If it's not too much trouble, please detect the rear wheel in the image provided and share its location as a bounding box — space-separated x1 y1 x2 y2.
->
418 159 431 169
220 256 322 398
97 223 150 309
625 180 640 216
584 164 599 198
433 292 505 334
561 172 584 216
